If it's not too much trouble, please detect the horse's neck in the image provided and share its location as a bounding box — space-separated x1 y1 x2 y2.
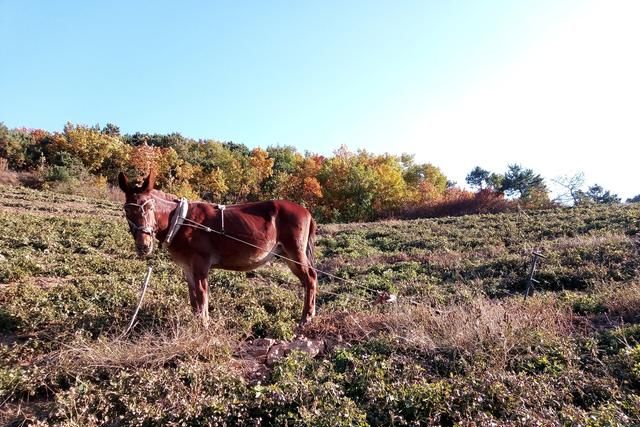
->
150 190 181 236
151 189 180 205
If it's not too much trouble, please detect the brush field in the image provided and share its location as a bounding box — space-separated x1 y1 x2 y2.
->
1 184 640 426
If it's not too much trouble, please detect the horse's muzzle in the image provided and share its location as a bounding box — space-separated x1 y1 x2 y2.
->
136 244 153 258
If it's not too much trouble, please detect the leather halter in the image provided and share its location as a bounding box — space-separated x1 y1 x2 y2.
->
123 199 156 237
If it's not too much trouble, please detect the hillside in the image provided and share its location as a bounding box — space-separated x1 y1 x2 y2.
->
1 184 640 426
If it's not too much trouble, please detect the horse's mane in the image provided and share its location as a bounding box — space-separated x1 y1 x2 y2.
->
150 189 181 205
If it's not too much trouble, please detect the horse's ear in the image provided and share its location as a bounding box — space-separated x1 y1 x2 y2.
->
118 172 130 193
140 170 156 193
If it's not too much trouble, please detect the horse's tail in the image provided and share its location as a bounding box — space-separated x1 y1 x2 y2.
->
306 217 317 270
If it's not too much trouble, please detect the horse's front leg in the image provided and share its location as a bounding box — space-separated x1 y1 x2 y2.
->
184 266 210 326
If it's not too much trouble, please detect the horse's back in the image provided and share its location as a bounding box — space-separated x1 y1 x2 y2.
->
273 200 314 233
236 200 314 248
233 199 312 225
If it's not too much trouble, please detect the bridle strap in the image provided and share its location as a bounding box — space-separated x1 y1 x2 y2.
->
124 199 156 237
126 218 155 236
124 199 155 211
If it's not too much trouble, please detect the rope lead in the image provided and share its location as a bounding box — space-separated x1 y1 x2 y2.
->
119 266 153 339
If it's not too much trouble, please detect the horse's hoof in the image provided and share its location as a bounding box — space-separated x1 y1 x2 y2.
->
298 316 313 328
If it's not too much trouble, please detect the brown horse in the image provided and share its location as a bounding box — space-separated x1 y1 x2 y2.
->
118 171 318 325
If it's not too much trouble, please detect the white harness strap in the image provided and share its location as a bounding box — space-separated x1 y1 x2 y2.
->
163 198 189 247
218 204 226 234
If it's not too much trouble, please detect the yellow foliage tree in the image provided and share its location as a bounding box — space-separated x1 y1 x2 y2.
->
228 147 274 202
192 166 228 201
369 155 408 214
404 162 448 204
57 123 127 173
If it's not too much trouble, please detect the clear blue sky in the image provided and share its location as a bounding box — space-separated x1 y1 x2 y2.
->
2 1 638 199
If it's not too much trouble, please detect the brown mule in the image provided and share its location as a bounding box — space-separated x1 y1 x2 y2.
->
118 171 318 325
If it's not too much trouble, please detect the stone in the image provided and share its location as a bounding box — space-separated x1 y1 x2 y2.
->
242 358 269 382
266 343 287 366
237 338 279 362
265 337 326 365
286 338 325 358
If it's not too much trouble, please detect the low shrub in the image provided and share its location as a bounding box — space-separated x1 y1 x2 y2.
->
398 189 516 219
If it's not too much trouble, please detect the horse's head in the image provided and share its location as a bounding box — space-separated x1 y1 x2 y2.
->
118 171 157 258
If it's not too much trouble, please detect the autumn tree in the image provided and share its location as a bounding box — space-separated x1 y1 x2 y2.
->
205 146 259 202
241 147 274 201
264 148 324 210
267 145 300 175
296 155 324 209
262 145 303 199
316 147 374 222
124 142 197 197
369 154 408 213
174 139 230 200
123 132 188 149
192 166 227 201
0 125 32 169
317 147 414 221
403 155 448 204
52 122 128 174
175 140 273 202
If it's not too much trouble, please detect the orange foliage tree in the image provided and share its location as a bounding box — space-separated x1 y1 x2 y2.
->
270 154 324 210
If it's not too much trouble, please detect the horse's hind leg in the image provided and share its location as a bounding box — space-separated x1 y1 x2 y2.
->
284 255 317 326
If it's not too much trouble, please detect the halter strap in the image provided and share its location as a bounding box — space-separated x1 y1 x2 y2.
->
124 199 154 210
123 199 156 236
126 218 155 236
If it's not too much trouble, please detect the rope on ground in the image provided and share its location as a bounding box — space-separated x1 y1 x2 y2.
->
119 266 153 339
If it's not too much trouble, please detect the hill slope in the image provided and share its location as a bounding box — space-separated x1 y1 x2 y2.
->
1 184 640 426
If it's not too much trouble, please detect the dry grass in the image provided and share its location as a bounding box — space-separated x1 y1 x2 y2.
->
544 232 631 251
47 292 575 378
48 318 237 374
304 295 572 360
597 281 640 323
0 169 18 185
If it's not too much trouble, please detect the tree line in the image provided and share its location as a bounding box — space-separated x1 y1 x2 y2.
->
0 122 634 223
